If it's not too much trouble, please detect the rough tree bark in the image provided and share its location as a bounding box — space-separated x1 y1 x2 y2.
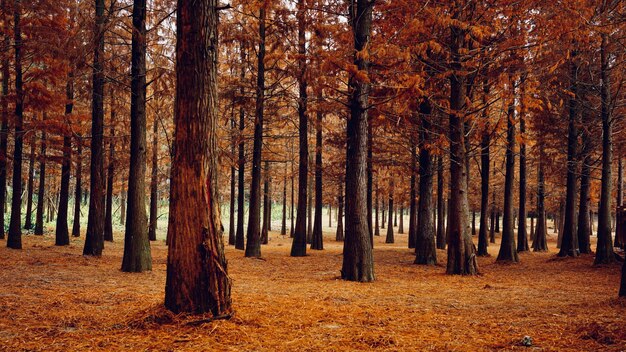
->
385 178 394 244
517 80 529 252
436 156 445 249
497 83 519 263
477 82 490 256
122 0 152 272
244 4 266 258
7 0 24 249
341 0 375 282
24 136 35 230
415 100 436 265
577 108 592 255
235 40 246 250
0 0 8 240
311 95 324 250
34 114 47 236
104 105 115 242
72 137 82 237
595 34 616 264
532 144 548 252
336 183 344 241
290 0 308 257
148 114 159 242
55 78 74 246
408 146 417 248
164 0 232 315
83 0 106 256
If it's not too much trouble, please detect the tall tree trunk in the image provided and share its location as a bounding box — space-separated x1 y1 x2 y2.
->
72 137 82 237
290 0 308 257
375 179 380 237
558 53 580 258
7 0 24 249
245 4 266 258
0 0 9 240
122 0 152 272
311 97 324 250
408 146 417 248
235 40 246 250
336 183 344 241
34 115 47 236
281 170 287 236
290 161 295 238
381 198 385 229
148 114 159 242
532 145 548 251
616 157 623 248
341 0 375 282
517 80 529 252
436 155 445 249
83 0 106 256
446 22 478 275
577 114 592 254
261 161 269 244
24 135 35 230
104 105 115 242
307 154 313 243
595 34 615 264
55 78 74 246
497 83 519 263
385 178 394 244
399 204 404 234
165 0 231 315
477 82 490 256
367 113 373 246
415 100 436 265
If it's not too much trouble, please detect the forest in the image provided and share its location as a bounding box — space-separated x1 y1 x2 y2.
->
0 0 626 350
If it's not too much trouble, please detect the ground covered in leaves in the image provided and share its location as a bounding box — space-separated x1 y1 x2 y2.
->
0 228 625 351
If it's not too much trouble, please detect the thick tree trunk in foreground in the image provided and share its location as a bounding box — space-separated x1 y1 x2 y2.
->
415 101 436 265
149 115 159 242
290 0 308 257
34 116 47 236
122 0 152 272
558 56 580 258
595 34 615 264
7 0 24 249
24 136 35 230
385 179 394 244
0 0 8 240
55 79 74 246
164 0 231 315
497 89 518 263
104 107 115 242
445 23 478 275
83 0 106 256
72 138 82 237
245 5 266 258
341 0 375 282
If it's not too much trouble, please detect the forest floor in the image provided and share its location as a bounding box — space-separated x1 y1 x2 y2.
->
0 228 625 351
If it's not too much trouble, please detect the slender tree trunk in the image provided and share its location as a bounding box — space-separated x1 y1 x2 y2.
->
120 188 126 225
122 0 152 272
445 22 478 275
415 101 436 265
307 155 313 243
385 178 394 244
408 146 417 248
558 54 580 258
0 0 9 240
7 0 24 249
399 204 404 234
290 161 295 238
261 161 269 244
381 198 385 229
55 78 74 246
477 83 490 256
148 114 159 242
235 40 246 250
595 34 615 264
336 183 344 241
341 0 375 282
367 113 373 246
577 117 592 255
104 105 115 242
165 0 231 314
281 170 287 236
311 96 324 250
83 0 106 256
245 4 266 258
616 157 623 248
24 136 35 230
533 147 548 252
72 137 82 237
436 156 445 249
517 80 529 252
34 115 47 236
291 0 308 256
497 83 519 263
328 205 332 228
